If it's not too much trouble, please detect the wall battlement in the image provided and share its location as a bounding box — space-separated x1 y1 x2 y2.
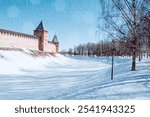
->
0 21 59 53
0 29 38 40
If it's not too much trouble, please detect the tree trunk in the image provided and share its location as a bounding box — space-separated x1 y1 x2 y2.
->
138 51 141 61
131 49 136 71
131 0 137 71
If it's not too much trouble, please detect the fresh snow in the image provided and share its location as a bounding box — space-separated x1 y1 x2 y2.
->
0 50 150 99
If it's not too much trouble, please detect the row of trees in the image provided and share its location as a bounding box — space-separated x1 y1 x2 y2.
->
68 38 150 57
68 0 150 71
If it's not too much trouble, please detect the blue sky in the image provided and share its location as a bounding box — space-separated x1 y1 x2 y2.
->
0 0 100 51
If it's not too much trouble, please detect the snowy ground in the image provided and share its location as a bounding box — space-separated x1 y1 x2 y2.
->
0 50 150 100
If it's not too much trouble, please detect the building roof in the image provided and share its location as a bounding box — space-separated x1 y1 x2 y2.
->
36 20 44 30
52 34 59 42
0 29 38 39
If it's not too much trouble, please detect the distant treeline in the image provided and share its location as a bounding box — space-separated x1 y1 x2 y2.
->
67 38 150 58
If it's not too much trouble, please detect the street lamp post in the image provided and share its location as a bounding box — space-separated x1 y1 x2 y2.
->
111 40 116 80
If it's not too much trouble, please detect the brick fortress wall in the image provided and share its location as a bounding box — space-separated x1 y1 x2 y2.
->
0 21 59 53
0 30 39 50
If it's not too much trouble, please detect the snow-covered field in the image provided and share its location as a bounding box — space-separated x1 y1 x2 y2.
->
0 50 150 100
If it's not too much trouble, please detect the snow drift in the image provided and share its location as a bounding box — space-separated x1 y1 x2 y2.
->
0 50 109 75
0 50 150 100
0 50 52 75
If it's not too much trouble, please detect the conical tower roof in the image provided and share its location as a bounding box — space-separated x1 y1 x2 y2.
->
36 20 44 30
52 34 59 42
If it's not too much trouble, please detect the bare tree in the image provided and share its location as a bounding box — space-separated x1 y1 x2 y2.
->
98 0 150 71
68 48 73 56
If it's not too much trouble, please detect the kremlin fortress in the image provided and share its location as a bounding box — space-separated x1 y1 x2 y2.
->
0 21 59 53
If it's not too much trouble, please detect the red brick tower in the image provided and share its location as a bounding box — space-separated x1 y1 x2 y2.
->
34 21 48 51
52 34 59 52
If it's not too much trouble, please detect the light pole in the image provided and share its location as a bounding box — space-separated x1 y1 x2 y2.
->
111 40 116 80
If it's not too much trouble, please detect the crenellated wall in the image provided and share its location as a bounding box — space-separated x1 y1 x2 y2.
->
0 29 58 53
0 30 39 50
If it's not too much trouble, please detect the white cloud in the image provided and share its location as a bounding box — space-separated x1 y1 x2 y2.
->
54 0 66 12
29 0 41 5
22 21 35 34
7 5 20 18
